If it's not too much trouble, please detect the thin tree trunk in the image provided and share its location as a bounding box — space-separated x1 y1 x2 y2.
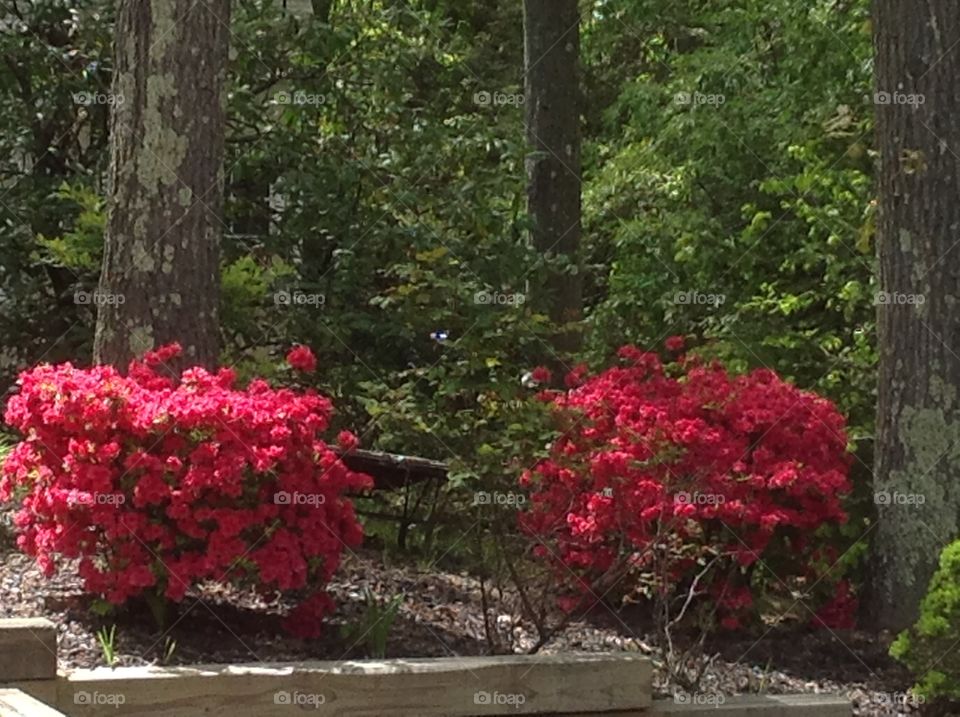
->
523 0 582 352
868 0 960 630
94 0 229 371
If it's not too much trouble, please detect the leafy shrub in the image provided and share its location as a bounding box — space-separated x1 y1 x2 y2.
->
519 341 853 628
0 344 371 638
891 541 960 702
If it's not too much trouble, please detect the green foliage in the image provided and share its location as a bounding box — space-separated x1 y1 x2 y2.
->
0 0 114 375
583 0 876 437
220 255 295 342
35 183 105 272
891 540 960 702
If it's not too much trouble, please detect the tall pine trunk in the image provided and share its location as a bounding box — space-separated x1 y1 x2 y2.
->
94 0 229 370
523 0 582 352
869 0 960 630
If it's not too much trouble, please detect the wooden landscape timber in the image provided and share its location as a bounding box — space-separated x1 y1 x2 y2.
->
57 653 650 716
0 618 850 716
0 618 56 682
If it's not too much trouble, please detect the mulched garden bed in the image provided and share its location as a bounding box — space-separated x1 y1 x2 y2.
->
0 526 925 717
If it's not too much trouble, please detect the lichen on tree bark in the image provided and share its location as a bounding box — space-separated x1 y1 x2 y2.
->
94 0 229 371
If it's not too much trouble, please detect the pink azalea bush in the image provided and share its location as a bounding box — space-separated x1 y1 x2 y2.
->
520 342 854 628
0 343 371 637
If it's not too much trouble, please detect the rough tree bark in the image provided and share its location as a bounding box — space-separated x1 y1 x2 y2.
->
523 0 582 352
94 0 229 370
868 0 960 630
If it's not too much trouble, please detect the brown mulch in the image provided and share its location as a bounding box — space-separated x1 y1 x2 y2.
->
0 530 932 717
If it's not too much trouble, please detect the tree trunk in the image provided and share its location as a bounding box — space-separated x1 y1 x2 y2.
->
868 0 960 630
523 0 582 352
94 0 229 371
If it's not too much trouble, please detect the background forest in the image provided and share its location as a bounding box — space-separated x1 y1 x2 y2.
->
0 0 876 444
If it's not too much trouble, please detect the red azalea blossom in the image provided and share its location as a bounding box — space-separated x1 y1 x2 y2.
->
664 335 685 352
720 615 742 631
565 363 589 389
283 592 337 639
142 342 183 367
0 345 371 637
531 366 552 384
286 345 317 373
519 347 852 629
337 430 360 452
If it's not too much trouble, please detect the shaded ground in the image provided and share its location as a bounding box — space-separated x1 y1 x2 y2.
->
0 530 931 717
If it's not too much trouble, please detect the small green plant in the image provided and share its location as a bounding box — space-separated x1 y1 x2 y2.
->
340 589 405 659
97 625 119 667
891 540 960 703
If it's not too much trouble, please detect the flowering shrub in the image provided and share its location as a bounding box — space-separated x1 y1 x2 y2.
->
0 344 372 638
519 343 853 628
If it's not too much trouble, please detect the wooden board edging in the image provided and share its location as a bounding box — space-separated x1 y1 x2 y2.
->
57 652 652 717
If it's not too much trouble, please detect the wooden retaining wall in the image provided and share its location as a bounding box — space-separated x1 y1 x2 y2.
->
0 618 849 717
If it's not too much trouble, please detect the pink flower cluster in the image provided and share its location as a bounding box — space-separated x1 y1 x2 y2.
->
520 343 852 627
0 344 372 637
